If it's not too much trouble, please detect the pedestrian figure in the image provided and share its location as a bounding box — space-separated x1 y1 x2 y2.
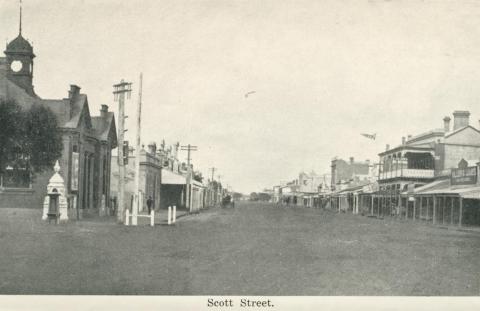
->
147 196 153 214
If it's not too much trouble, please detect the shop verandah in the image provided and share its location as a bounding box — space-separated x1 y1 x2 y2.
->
355 191 480 227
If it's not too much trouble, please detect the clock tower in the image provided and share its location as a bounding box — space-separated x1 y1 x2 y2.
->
4 2 36 96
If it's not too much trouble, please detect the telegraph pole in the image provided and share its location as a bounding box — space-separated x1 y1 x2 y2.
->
180 144 197 212
132 73 143 225
181 144 198 166
217 174 223 203
209 167 216 182
113 79 132 224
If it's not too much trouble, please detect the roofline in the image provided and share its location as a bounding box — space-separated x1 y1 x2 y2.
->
378 145 434 156
407 129 444 144
444 125 480 138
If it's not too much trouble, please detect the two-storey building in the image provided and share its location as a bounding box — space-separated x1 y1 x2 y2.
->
378 111 480 193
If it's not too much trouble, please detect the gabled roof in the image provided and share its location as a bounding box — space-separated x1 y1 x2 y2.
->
63 94 91 129
91 111 116 142
444 125 480 138
39 99 69 125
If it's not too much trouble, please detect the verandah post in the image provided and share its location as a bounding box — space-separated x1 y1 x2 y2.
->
370 194 374 215
412 197 416 222
459 197 463 227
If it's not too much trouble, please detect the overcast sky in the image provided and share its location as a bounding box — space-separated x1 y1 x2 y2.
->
2 0 480 193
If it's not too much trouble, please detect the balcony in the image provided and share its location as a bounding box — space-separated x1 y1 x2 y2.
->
379 169 434 180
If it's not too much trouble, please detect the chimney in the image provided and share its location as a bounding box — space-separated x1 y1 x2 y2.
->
100 105 108 118
443 116 451 132
386 144 390 151
148 142 157 155
68 85 81 99
407 135 412 141
453 111 470 130
350 157 354 164
402 137 406 145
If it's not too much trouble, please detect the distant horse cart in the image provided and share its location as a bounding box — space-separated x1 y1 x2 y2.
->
222 195 235 208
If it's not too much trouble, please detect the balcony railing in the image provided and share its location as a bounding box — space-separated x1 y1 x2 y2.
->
379 169 434 180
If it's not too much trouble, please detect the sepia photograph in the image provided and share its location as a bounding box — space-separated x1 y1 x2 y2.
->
0 0 479 310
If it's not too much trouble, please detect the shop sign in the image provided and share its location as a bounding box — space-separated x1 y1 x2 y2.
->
71 152 79 191
451 166 477 185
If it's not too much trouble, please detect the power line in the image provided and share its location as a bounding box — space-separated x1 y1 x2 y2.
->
180 144 198 166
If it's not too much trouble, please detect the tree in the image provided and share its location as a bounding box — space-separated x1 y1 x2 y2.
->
0 99 22 175
249 192 258 201
257 192 272 202
0 99 63 183
23 104 63 173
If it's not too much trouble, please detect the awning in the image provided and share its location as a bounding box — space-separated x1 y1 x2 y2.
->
161 169 186 185
401 179 450 195
407 179 480 198
192 180 204 188
420 186 480 197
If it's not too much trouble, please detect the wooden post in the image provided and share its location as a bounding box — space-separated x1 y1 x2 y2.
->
426 197 430 222
370 194 374 215
125 209 130 226
459 197 463 227
377 196 380 217
420 197 424 221
413 197 416 222
433 196 436 225
450 196 454 225
173 205 177 224
442 196 446 225
150 210 154 227
168 206 172 225
406 197 409 220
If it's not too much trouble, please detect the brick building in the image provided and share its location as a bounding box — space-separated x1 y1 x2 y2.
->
111 143 161 213
330 157 373 191
0 21 117 218
377 111 480 193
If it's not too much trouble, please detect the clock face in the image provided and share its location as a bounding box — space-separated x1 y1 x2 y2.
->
11 60 23 72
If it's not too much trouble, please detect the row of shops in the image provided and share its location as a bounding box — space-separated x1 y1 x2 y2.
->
111 145 224 215
277 170 480 228
273 111 480 228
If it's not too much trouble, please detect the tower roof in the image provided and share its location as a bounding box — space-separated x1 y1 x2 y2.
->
5 34 34 55
4 1 34 57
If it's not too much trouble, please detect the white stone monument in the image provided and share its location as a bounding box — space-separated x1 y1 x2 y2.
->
42 161 68 222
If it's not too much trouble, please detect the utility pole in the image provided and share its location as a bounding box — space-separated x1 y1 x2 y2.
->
217 174 223 202
132 73 143 225
181 144 198 166
113 79 132 224
180 144 198 212
208 167 216 207
209 167 216 182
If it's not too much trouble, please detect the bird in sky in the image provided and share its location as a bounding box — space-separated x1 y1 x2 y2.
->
244 91 256 98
